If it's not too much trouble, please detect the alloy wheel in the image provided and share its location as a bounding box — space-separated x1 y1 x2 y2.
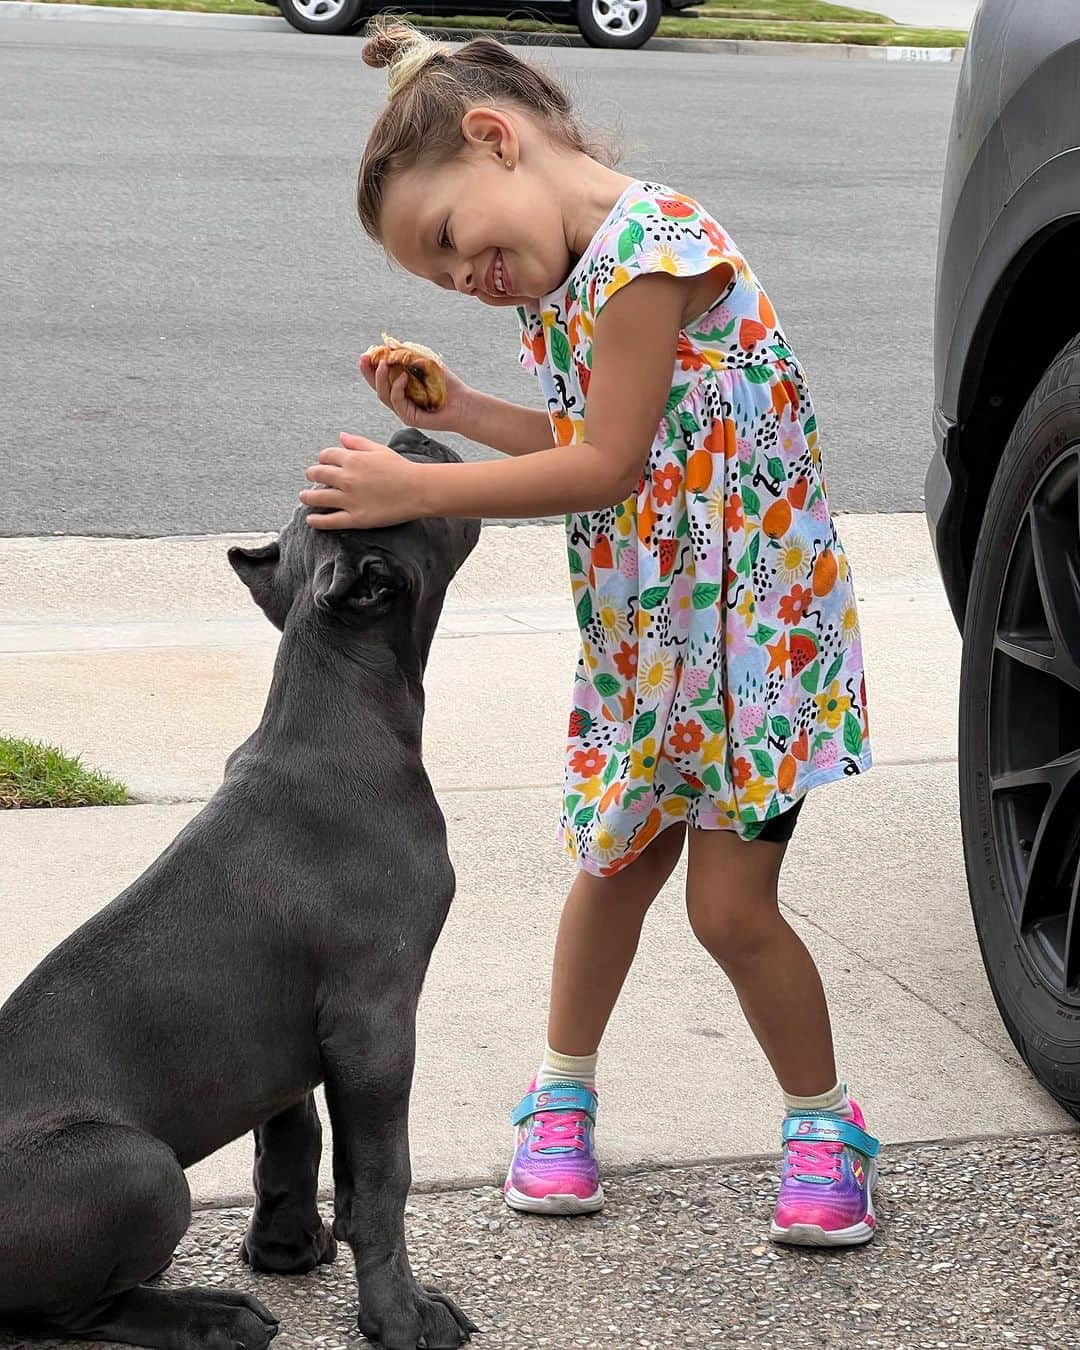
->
990 446 1080 1002
590 0 649 38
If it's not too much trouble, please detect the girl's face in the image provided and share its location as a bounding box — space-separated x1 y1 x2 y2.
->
378 108 574 306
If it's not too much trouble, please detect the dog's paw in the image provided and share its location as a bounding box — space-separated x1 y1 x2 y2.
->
418 1285 479 1345
240 1221 337 1275
357 1281 476 1349
160 1288 279 1350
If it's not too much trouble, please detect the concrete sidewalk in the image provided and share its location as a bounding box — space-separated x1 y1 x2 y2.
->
0 516 1072 1211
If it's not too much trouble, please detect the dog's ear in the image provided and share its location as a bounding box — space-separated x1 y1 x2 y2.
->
312 549 407 619
228 540 283 621
229 540 280 590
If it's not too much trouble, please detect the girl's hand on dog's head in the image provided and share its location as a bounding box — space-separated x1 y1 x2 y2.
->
300 433 427 530
360 353 471 436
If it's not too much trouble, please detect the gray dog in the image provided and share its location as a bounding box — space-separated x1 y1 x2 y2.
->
0 430 480 1350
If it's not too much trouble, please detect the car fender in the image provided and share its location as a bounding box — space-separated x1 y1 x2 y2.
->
940 147 1080 429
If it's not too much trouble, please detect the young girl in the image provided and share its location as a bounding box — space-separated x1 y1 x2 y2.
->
300 20 879 1248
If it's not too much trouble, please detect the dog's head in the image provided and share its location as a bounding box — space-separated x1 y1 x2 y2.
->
228 430 481 653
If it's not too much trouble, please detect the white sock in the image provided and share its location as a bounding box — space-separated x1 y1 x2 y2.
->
537 1045 597 1091
782 1081 852 1119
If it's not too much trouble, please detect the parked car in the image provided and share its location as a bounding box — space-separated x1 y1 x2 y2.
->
928 0 1080 1119
275 0 693 46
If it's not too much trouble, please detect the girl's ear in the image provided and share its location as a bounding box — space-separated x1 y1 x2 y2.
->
460 107 520 166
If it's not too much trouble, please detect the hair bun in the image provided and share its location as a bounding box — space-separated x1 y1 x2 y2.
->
362 17 444 97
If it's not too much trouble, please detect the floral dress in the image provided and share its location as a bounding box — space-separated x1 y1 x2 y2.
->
517 181 871 877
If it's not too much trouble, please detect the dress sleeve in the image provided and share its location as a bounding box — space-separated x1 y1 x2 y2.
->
586 191 746 320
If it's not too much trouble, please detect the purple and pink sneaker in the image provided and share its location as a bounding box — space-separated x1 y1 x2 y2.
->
770 1098 880 1247
503 1078 604 1215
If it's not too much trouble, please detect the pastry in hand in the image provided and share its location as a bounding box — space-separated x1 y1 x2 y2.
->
365 334 447 412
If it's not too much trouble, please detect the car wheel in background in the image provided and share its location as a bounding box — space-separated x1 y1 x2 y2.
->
960 332 1080 1120
575 0 660 48
278 0 365 34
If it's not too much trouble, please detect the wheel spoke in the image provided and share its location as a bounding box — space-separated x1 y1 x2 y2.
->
1014 749 1080 931
1029 494 1080 689
992 749 1080 797
993 629 1055 670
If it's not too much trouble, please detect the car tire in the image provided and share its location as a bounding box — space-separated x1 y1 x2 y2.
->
575 0 660 48
960 330 1080 1120
278 0 365 35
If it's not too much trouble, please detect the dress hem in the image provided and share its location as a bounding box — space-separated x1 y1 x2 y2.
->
563 747 874 877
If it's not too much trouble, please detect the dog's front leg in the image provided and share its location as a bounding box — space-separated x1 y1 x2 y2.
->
321 1014 476 1350
240 1093 337 1275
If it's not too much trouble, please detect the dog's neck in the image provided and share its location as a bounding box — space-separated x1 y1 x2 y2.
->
253 612 428 765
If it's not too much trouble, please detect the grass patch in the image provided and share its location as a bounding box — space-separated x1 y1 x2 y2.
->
406 13 965 43
29 0 967 43
0 736 129 809
39 0 280 11
658 17 965 41
695 0 893 19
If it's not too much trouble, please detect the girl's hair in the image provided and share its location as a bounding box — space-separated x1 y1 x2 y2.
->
357 18 602 240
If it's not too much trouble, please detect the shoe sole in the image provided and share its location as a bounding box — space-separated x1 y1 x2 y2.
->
503 1182 604 1216
769 1163 878 1248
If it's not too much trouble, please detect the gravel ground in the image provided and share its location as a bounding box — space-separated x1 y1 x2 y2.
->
4 1132 1077 1350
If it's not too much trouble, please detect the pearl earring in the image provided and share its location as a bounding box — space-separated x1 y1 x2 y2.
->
505 158 514 169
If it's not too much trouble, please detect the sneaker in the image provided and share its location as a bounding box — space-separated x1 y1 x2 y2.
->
503 1078 604 1215
769 1098 880 1247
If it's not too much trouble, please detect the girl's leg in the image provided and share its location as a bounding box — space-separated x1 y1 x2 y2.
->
683 827 834 1094
684 826 879 1246
504 823 686 1216
546 823 687 1056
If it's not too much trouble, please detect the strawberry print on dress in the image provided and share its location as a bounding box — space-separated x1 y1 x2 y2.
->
516 181 872 876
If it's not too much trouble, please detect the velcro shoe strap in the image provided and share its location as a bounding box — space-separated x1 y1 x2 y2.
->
510 1084 598 1128
782 1114 880 1159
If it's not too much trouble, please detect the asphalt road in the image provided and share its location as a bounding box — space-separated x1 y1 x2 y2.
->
1 20 959 536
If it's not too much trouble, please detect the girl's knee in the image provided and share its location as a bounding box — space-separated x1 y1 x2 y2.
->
686 892 777 964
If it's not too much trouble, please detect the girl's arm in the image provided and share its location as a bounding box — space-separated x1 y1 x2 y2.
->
364 354 553 457
304 274 688 527
459 389 557 458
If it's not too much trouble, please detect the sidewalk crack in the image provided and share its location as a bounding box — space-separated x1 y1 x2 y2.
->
780 900 1023 1069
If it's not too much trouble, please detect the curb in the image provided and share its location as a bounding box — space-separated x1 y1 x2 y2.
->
0 1 965 60
186 1126 1079 1211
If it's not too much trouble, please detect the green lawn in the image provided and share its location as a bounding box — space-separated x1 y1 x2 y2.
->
0 736 129 809
697 0 892 18
32 0 968 44
39 0 278 10
405 12 966 43
659 18 965 41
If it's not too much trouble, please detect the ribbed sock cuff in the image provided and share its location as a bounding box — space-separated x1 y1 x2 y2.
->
537 1045 598 1089
782 1081 851 1117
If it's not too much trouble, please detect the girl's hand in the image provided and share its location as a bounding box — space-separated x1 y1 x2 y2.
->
300 433 426 531
360 351 473 435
